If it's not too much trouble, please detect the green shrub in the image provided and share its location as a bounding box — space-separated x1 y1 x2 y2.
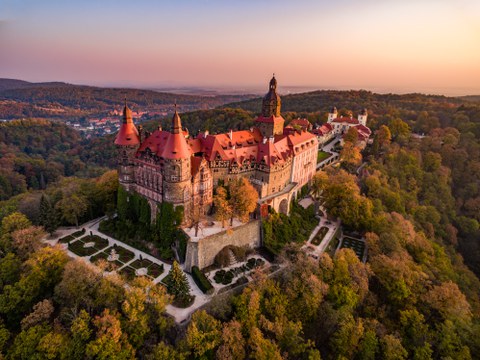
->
191 266 214 294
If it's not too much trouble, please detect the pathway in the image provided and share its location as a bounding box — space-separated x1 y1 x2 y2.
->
317 135 341 170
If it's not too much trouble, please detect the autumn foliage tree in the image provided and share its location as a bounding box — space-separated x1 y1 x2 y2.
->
229 178 259 223
213 186 232 228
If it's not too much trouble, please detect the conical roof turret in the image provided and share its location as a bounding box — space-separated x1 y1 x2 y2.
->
115 99 140 146
172 104 182 134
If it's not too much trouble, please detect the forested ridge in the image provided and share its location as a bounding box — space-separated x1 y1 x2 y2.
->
0 78 255 119
1 90 480 358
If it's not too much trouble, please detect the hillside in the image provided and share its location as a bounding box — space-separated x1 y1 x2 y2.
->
0 78 255 119
222 89 470 117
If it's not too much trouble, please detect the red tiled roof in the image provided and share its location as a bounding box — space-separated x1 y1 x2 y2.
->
312 123 333 136
332 117 360 125
355 124 371 135
114 105 140 146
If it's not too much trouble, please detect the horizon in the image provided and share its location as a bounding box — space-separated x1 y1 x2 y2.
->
1 0 480 96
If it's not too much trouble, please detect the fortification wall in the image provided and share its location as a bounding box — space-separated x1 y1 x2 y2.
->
184 220 261 271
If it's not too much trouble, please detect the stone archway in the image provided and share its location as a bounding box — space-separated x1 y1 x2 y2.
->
279 199 288 215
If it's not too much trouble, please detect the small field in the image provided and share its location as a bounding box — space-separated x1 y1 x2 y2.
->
317 151 332 163
311 226 329 246
340 237 365 259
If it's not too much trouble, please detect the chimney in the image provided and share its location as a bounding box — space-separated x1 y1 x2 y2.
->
262 137 267 144
250 127 254 132
229 129 233 140
204 130 209 138
269 136 275 143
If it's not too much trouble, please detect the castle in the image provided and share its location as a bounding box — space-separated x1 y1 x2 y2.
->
114 76 318 223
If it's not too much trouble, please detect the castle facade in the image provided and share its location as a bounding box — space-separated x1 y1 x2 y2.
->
115 76 318 222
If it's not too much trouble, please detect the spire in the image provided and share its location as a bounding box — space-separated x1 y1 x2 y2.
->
122 97 132 124
116 99 139 146
269 73 277 90
172 103 182 134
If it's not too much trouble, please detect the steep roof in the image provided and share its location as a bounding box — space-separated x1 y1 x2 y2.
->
114 103 140 146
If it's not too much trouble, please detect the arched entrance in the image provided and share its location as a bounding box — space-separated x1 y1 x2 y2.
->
279 199 288 215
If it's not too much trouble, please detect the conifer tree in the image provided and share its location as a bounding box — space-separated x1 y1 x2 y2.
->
39 195 59 236
165 261 191 305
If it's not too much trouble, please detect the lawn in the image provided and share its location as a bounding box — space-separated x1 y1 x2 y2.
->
317 151 331 163
340 237 365 259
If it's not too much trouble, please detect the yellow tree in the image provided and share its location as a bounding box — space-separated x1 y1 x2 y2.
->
86 309 135 360
340 142 362 172
229 178 259 224
213 186 232 228
186 310 222 359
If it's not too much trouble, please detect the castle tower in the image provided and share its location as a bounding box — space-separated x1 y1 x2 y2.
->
256 75 284 137
114 100 140 190
327 106 338 123
358 108 368 126
162 106 192 216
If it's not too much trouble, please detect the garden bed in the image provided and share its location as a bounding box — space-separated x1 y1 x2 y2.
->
68 240 99 257
213 258 265 285
128 259 164 278
102 245 135 263
311 227 329 246
120 266 137 280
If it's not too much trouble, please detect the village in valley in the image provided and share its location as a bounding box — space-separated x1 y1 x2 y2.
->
44 76 372 322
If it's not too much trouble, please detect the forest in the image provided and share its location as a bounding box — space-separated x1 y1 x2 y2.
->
1 90 480 358
0 79 254 119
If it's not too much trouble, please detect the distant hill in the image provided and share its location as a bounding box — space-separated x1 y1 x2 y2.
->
459 95 480 103
0 78 256 119
0 78 72 91
221 89 472 116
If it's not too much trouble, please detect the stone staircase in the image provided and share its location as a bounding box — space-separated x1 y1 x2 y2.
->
228 250 238 267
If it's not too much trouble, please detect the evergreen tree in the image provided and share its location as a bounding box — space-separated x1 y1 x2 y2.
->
39 195 59 236
165 261 191 305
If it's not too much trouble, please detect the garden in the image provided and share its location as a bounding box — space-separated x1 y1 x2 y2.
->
67 234 109 257
58 228 86 244
311 226 329 246
340 237 366 259
212 257 265 285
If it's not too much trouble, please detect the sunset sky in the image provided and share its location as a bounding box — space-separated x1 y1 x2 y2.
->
1 0 479 95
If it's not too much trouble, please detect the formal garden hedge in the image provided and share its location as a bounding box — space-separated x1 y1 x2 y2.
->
191 266 214 294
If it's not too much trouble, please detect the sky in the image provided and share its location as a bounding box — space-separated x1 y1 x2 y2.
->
1 0 479 95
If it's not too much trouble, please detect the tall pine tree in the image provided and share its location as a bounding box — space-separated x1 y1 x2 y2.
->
165 261 191 306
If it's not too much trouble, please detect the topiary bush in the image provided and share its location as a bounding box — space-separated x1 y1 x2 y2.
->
191 266 214 294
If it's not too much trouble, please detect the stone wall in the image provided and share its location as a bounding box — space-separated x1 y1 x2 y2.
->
184 220 261 271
